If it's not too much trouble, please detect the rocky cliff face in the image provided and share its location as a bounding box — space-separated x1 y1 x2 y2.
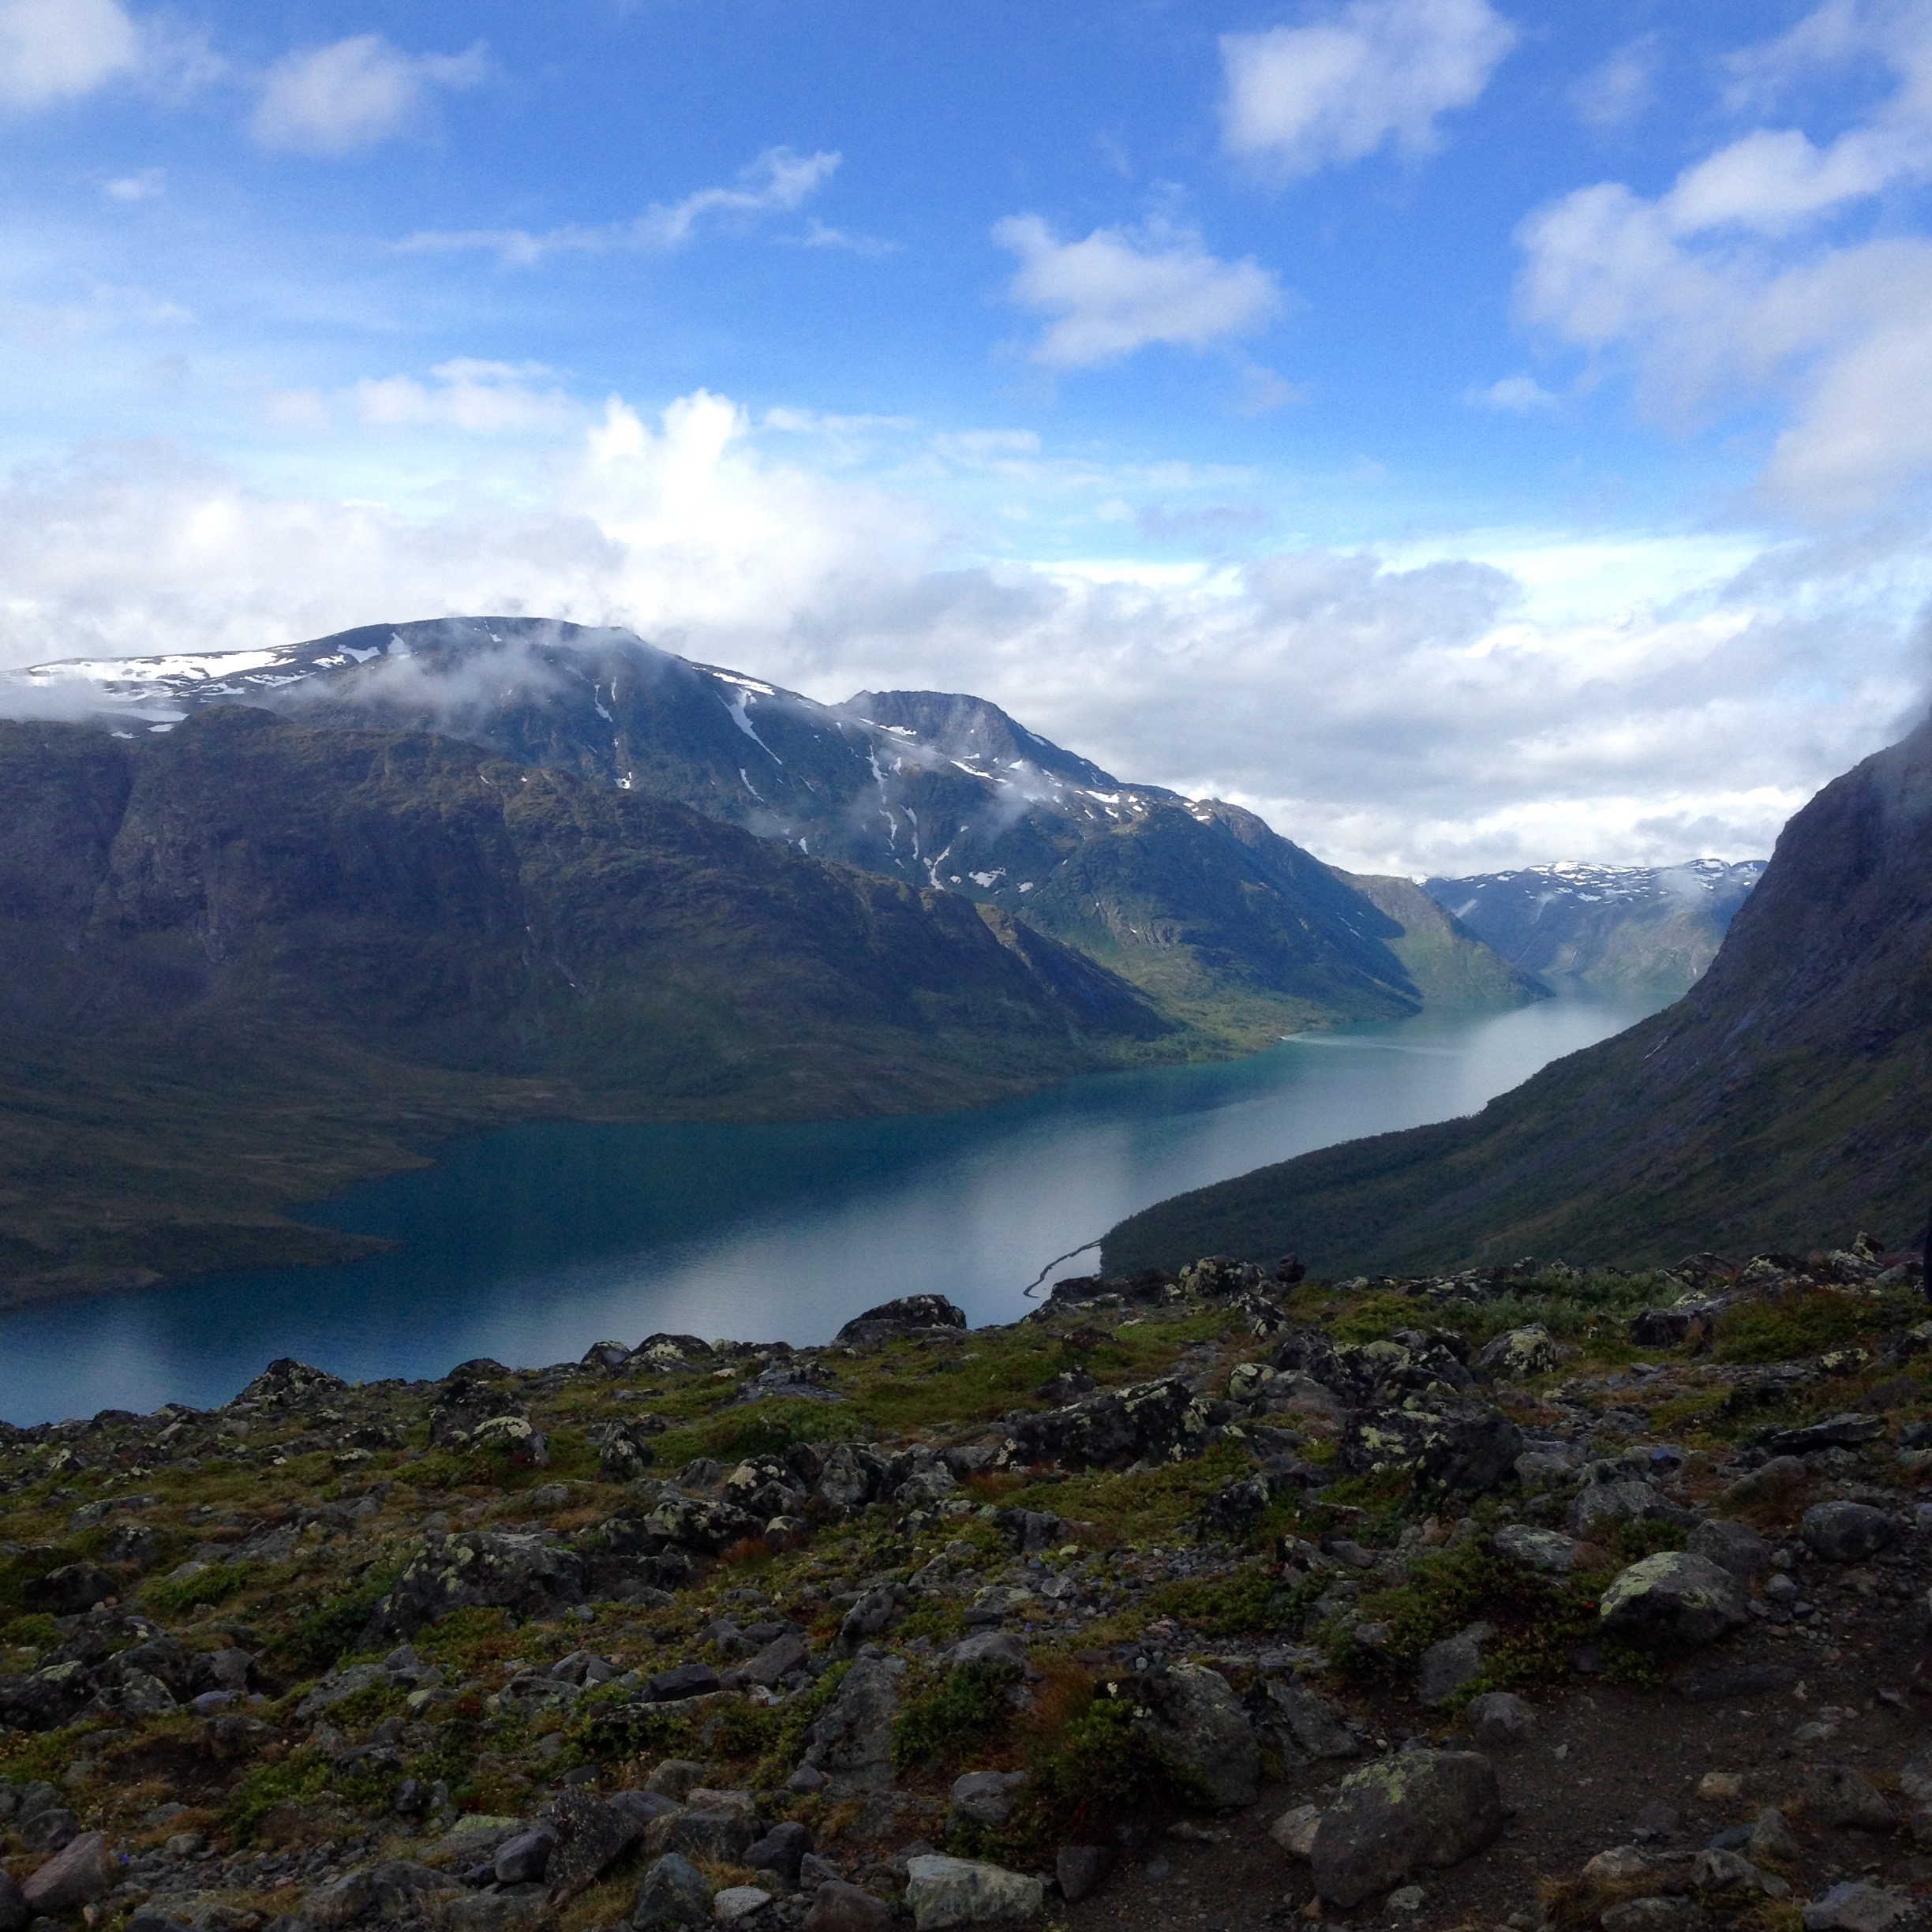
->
1105 717 1932 1275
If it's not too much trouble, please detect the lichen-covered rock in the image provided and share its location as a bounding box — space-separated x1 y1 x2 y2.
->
1599 1552 1747 1648
1472 1326 1561 1379
1125 1663 1260 1808
545 1788 643 1896
834 1295 967 1346
904 1854 1045 1929
1311 1750 1504 1906
1803 1765 1893 1829
802 1653 904 1787
1568 1479 1689 1538
366 1532 586 1639
22 1561 117 1614
1339 1399 1522 1495
1492 1524 1579 1573
997 1376 1198 1471
0 1661 93 1732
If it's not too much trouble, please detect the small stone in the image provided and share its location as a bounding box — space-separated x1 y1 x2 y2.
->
713 1885 773 1923
1601 1900 1694 1932
802 1879 893 1932
21 1832 115 1915
1463 1690 1534 1750
1748 1809 1802 1864
1691 1848 1788 1898
1803 1882 1909 1932
646 1759 710 1799
635 1852 713 1930
1271 1805 1323 1859
1801 1501 1897 1564
1054 1846 1114 1904
1584 1848 1659 1886
1697 1772 1744 1802
785 1765 831 1793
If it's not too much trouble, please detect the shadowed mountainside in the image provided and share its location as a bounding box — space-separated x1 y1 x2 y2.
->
1104 716 1932 1276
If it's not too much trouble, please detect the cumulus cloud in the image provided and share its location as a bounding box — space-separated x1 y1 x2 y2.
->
1518 0 1932 517
992 215 1283 367
1220 0 1517 178
402 148 841 265
1465 373 1556 412
250 33 486 157
350 360 580 435
0 387 1922 875
0 0 138 107
1571 34 1660 133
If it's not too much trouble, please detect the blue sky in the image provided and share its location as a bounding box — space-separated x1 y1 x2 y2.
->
2 0 1931 871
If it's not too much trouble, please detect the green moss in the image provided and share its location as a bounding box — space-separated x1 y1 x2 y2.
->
1715 1287 1907 1365
141 1560 253 1616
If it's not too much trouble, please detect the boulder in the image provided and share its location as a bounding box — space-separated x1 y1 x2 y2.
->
634 1852 713 1930
1599 1552 1747 1648
1801 1501 1897 1564
741 1631 810 1687
1472 1326 1561 1379
834 1296 968 1346
1464 1691 1535 1750
644 1806 761 1864
1054 1846 1114 1904
801 1653 904 1788
22 1562 117 1615
1417 1623 1492 1706
803 1879 894 1931
1750 1809 1803 1864
1491 1524 1579 1573
1684 1519 1771 1582
1803 1884 1910 1932
713 1886 774 1923
745 1819 811 1890
1310 1750 1504 1907
302 1859 448 1927
950 1770 1028 1826
1248 1676 1361 1762
21 1832 116 1915
1802 1765 1893 1829
368 1532 586 1638
492 1828 555 1885
1568 1480 1690 1539
1690 1849 1788 1898
998 1376 1197 1472
0 1870 24 1932
1130 1664 1260 1808
1339 1399 1522 1495
545 1788 643 1895
1765 1413 1885 1455
904 1855 1045 1930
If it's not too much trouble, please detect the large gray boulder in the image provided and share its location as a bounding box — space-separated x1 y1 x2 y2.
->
1803 1884 1911 1932
1339 1399 1522 1495
1417 1623 1492 1706
366 1532 586 1638
1311 1750 1504 1907
1684 1519 1771 1581
21 1833 116 1915
802 1653 904 1787
1131 1664 1260 1808
633 1852 712 1929
1801 1501 1897 1563
1248 1676 1361 1762
803 1879 894 1930
1599 1552 1747 1648
904 1855 1044 1929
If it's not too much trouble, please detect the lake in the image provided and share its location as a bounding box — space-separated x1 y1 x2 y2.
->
0 986 1668 1423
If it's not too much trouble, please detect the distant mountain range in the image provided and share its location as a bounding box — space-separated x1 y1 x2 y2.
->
1422 859 1766 994
9 616 1537 1046
1103 717 1932 1274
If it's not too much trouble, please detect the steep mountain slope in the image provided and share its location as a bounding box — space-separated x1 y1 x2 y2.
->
1338 874 1547 1009
10 617 1537 1040
1103 717 1932 1275
1423 859 1765 994
0 708 1163 1298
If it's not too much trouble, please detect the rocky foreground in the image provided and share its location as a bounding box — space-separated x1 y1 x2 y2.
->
6 1244 1932 1932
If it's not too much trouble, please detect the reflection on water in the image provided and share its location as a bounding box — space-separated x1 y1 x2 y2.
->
0 986 1669 1422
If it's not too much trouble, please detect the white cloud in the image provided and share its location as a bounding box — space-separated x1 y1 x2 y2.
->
0 388 1923 876
992 214 1284 368
1465 373 1556 412
351 359 579 436
104 167 163 201
0 0 138 107
1571 33 1659 133
1518 2 1932 517
250 33 486 158
402 148 841 265
1219 0 1517 178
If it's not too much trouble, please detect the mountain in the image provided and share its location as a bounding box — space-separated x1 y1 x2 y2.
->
1422 858 1765 995
1338 873 1546 1009
1103 717 1932 1275
0 707 1164 1300
10 616 1537 1043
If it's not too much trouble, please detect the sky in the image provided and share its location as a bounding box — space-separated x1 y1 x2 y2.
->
2 0 1931 874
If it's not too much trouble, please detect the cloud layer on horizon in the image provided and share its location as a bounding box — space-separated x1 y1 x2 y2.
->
0 388 1921 879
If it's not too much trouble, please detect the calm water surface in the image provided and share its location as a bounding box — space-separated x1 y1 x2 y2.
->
2 987 1667 1422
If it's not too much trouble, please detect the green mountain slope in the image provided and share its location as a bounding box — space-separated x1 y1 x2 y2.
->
0 709 1165 1301
1103 717 1932 1276
1338 873 1547 1009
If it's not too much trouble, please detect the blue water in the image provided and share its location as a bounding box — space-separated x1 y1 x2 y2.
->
0 987 1667 1423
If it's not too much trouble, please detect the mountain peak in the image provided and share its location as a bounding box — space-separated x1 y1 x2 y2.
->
845 688 1122 791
